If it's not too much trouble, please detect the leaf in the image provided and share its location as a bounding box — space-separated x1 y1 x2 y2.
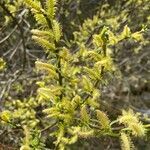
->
131 32 143 41
107 30 119 45
0 110 11 122
93 34 104 47
121 25 131 39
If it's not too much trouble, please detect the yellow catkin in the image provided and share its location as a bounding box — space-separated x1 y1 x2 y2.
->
78 129 94 138
120 133 134 150
80 105 90 123
24 0 41 12
35 61 56 71
32 36 55 50
46 0 57 19
96 110 110 129
118 109 139 125
53 20 62 42
31 29 54 39
129 123 146 137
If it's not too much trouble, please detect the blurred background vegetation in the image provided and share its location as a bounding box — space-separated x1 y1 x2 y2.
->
0 0 150 149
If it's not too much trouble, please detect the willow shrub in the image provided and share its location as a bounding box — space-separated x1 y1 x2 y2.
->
0 0 150 150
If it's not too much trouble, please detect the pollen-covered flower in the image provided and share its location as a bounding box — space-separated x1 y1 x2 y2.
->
129 122 146 137
120 132 134 150
118 109 140 125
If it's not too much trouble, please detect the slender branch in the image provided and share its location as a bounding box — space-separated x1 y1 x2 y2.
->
0 2 26 70
41 121 57 133
39 0 52 28
39 0 63 99
0 25 18 44
82 43 107 104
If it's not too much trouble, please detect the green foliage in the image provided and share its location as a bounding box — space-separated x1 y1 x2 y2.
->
0 0 150 149
18 1 149 149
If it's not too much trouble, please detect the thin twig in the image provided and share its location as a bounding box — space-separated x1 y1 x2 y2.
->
0 2 27 70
